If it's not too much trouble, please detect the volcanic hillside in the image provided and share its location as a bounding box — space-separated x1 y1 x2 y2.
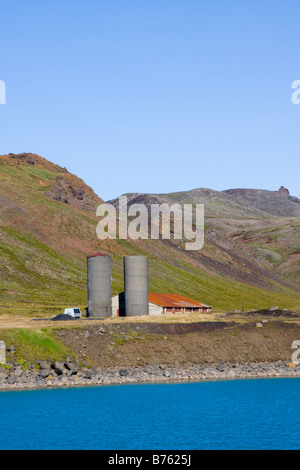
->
0 153 299 313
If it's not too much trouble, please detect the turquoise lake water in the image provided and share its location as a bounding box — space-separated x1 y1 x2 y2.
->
0 378 299 450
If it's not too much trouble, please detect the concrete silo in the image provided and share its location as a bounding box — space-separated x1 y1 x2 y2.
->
124 256 149 316
87 253 112 317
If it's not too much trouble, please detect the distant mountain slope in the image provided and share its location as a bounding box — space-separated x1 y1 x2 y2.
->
108 186 300 293
113 186 300 219
223 188 300 217
0 153 299 313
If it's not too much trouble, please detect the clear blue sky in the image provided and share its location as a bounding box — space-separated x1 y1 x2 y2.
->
1 0 300 200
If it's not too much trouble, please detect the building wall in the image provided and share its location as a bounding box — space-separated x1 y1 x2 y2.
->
112 294 119 317
112 295 163 317
149 302 163 316
111 294 211 317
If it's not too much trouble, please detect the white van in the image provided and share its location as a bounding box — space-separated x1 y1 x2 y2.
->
64 308 81 319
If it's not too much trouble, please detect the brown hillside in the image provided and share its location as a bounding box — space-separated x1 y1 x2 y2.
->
0 153 299 313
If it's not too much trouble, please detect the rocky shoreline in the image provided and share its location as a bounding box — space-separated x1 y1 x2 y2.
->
1 357 300 391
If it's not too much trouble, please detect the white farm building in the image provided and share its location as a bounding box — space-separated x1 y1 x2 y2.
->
112 292 211 317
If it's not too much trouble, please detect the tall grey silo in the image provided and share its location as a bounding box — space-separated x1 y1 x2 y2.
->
87 254 112 317
124 256 149 316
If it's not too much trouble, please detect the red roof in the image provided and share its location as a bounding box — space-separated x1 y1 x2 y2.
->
87 252 108 258
148 293 211 308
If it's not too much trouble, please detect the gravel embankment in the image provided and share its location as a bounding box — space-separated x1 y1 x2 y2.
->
1 357 300 391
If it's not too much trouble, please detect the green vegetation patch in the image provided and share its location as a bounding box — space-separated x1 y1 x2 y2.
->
257 247 283 265
0 328 69 363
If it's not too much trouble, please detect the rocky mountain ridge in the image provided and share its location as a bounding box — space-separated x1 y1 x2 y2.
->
0 153 299 312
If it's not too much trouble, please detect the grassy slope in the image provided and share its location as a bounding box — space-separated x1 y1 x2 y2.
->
0 327 72 365
111 239 300 312
0 154 300 315
0 156 101 306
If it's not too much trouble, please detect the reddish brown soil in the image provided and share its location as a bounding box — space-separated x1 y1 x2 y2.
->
56 319 300 368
